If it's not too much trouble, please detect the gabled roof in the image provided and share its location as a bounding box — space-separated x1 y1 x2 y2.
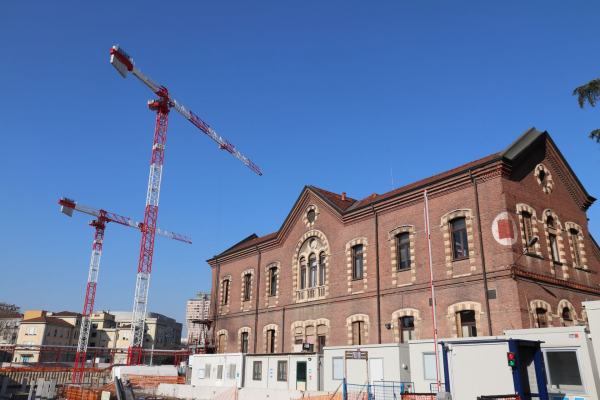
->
0 313 23 319
52 311 80 317
210 127 595 261
22 316 73 326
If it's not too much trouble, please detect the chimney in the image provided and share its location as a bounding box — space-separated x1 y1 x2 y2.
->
341 192 346 201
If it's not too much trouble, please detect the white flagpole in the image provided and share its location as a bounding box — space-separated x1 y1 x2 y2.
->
424 189 442 391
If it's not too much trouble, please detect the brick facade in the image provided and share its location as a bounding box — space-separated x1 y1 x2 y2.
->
207 128 599 353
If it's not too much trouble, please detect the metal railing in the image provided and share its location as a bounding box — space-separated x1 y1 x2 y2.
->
344 379 417 400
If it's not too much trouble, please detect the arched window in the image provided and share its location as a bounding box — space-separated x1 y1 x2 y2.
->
547 217 560 262
450 218 469 259
244 274 252 301
570 229 582 266
522 211 534 253
399 316 415 343
222 279 230 305
456 310 477 337
300 257 306 289
562 307 572 321
241 332 249 353
269 267 278 296
266 329 276 353
536 308 548 328
396 233 411 270
308 254 317 288
352 245 364 279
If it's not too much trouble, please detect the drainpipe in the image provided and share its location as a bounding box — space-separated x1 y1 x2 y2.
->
469 170 493 336
281 307 286 353
253 246 261 352
212 257 220 349
372 205 382 344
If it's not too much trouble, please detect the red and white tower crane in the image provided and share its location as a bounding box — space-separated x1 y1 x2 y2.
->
58 197 191 384
109 45 262 365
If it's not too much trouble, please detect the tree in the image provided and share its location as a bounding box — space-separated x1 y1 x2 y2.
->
156 342 181 365
573 78 600 145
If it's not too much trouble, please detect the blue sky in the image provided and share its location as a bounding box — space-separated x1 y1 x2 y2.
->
1 2 599 334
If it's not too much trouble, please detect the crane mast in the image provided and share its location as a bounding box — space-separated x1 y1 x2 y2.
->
109 44 262 365
58 197 191 382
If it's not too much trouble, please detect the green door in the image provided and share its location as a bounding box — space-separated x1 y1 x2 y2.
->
296 361 307 390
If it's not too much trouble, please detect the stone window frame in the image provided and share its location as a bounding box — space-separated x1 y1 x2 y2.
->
534 164 554 194
388 225 416 286
240 268 255 311
447 302 483 338
440 210 476 277
391 308 421 343
262 324 279 354
541 210 567 277
346 314 370 345
303 204 320 229
216 329 228 353
237 327 251 353
264 262 281 307
557 299 578 327
564 222 588 270
290 318 330 352
515 204 543 257
530 299 554 328
346 238 369 293
291 230 331 302
219 275 232 315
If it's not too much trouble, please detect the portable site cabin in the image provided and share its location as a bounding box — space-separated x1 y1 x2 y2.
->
322 343 411 392
409 337 550 400
190 353 244 388
583 300 600 367
505 326 600 400
243 353 322 391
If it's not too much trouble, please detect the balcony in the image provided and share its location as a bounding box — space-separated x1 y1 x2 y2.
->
296 286 326 303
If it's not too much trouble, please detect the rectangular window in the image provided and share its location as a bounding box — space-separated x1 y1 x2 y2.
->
400 316 415 343
267 330 275 354
60 329 64 337
217 365 223 380
319 254 326 286
549 234 560 262
244 274 251 301
241 332 248 354
423 353 437 380
229 364 236 380
277 361 287 381
451 218 469 259
536 308 548 328
270 267 277 296
54 329 57 337
352 321 364 345
318 335 326 353
352 245 364 280
92 323 98 329
205 363 211 379
300 261 307 289
397 233 411 270
222 280 229 304
456 311 477 337
332 357 343 380
522 212 534 252
253 361 262 380
570 230 582 266
102 334 107 341
543 349 585 393
218 334 226 354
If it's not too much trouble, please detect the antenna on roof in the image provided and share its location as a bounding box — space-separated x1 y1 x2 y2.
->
389 153 395 190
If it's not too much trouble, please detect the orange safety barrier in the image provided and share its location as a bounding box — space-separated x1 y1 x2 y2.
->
123 374 185 389
56 386 109 400
0 367 110 373
306 393 343 400
402 395 437 400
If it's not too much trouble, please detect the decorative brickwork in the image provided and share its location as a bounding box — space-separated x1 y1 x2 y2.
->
440 210 476 277
446 301 483 338
240 268 255 311
530 300 554 328
237 326 251 352
216 329 228 353
264 262 281 307
262 323 279 353
290 318 330 352
219 275 232 315
541 210 567 277
534 164 554 194
292 230 330 302
303 204 320 229
346 238 369 293
391 308 421 342
515 204 543 257
346 314 369 345
556 299 578 326
388 225 416 286
564 222 588 270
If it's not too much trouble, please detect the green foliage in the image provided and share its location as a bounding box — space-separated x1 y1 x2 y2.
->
573 78 600 109
573 78 600 147
157 342 181 365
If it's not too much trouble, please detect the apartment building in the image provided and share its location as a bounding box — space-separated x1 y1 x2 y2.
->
208 128 599 354
186 292 211 346
0 312 23 345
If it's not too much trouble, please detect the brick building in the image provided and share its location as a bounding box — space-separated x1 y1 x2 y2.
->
207 128 599 354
